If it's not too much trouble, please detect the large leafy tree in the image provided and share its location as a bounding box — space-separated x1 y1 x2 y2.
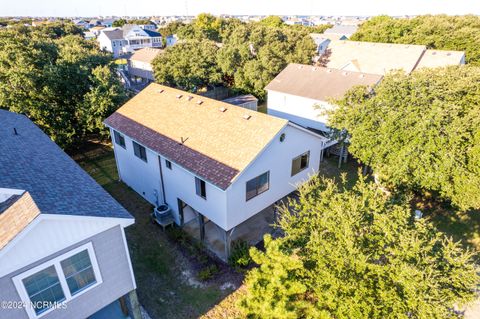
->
175 13 223 42
259 16 285 28
154 14 318 99
152 39 223 92
351 15 480 65
241 176 478 319
329 66 480 210
217 23 316 98
0 23 127 149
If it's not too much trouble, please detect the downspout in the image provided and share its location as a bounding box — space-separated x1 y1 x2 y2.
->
158 156 167 205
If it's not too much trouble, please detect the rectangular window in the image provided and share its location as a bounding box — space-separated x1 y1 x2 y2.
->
113 130 126 148
133 141 147 162
291 151 310 176
13 243 102 319
165 159 172 169
22 266 65 315
195 177 206 199
60 250 96 296
246 171 270 201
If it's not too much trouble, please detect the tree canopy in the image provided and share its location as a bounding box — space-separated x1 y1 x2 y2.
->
241 175 478 319
152 39 223 92
112 19 155 28
259 16 285 28
153 14 317 99
0 23 127 149
329 66 480 210
351 15 480 64
217 23 316 98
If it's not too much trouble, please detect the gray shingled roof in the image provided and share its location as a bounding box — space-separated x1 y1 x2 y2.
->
102 28 124 40
324 24 358 36
0 110 132 219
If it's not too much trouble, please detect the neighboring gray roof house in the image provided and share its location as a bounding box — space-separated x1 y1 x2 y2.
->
0 110 131 220
0 110 140 319
101 27 124 41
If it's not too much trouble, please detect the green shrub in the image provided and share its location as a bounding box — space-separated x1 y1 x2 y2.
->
198 264 219 281
228 240 252 268
166 226 187 241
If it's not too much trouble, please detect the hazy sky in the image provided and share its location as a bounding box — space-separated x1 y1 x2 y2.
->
2 0 480 17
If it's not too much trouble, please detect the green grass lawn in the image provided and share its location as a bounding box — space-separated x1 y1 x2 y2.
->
73 144 239 319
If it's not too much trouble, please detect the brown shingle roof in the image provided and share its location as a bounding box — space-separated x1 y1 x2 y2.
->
0 192 40 249
265 63 383 101
104 84 288 189
415 49 465 69
324 40 427 75
129 48 164 63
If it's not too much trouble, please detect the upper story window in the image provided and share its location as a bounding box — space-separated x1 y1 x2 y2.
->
60 250 97 296
165 159 172 169
13 243 102 319
22 266 65 315
132 141 147 162
246 171 269 201
195 177 206 199
291 151 310 176
113 130 126 148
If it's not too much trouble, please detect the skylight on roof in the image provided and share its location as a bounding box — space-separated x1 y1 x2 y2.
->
219 107 227 112
196 100 203 105
176 94 183 99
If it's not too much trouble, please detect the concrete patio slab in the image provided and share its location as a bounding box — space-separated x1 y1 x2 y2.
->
183 202 282 261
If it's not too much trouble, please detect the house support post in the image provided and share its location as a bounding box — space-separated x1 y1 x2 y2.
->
198 213 205 242
223 227 235 260
338 143 345 168
319 147 325 164
124 289 142 319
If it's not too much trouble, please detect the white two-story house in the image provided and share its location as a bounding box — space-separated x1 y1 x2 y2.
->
98 25 162 58
127 47 163 83
104 84 327 258
0 110 139 319
266 63 383 135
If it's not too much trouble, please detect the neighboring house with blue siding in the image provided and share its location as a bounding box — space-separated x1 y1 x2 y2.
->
0 110 140 319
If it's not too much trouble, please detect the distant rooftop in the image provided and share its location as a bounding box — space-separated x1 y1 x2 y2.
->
129 47 164 63
265 63 383 101
324 40 466 75
324 40 427 75
324 24 358 37
222 94 258 106
416 49 465 69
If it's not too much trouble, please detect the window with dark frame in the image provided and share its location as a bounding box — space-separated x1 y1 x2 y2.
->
291 151 310 176
165 159 172 169
113 130 126 148
246 171 270 201
195 177 206 199
132 141 147 162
